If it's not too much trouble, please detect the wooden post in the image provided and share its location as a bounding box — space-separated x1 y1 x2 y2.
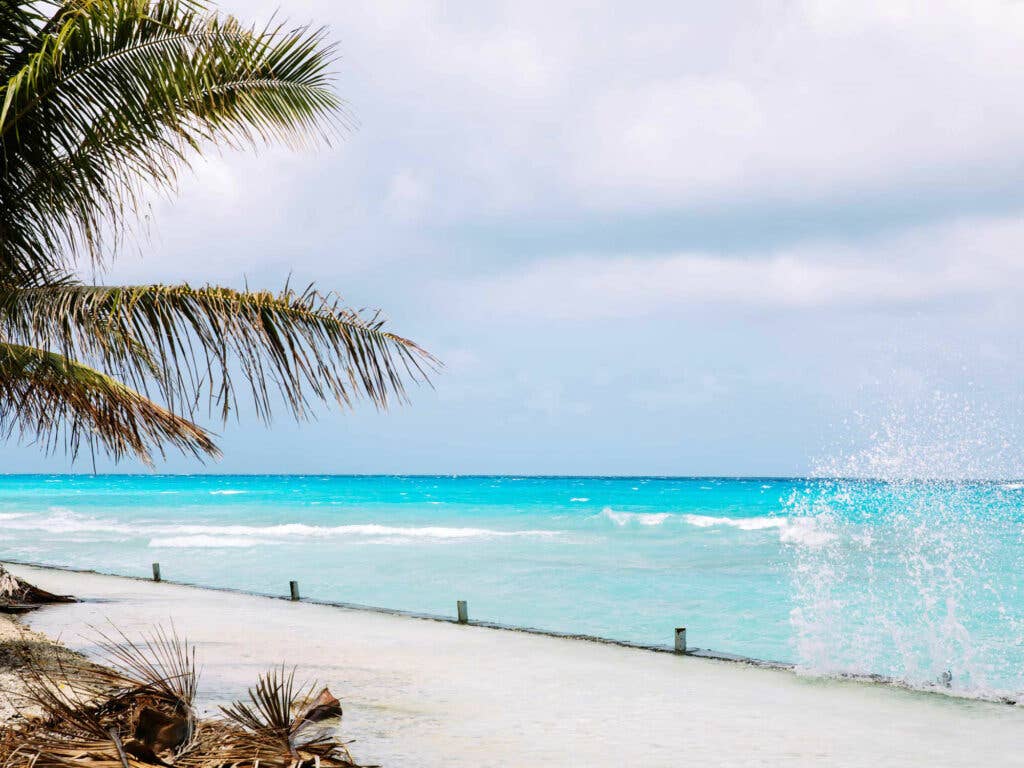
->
289 581 300 601
674 627 687 654
457 600 468 624
151 563 161 583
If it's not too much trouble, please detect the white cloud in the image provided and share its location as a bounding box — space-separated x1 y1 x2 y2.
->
195 0 1024 223
450 215 1024 319
568 0 1024 209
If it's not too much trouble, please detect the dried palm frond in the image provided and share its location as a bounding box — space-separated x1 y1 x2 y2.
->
2 624 369 768
4 624 197 768
0 281 437 428
88 623 198 710
218 666 315 752
0 563 74 610
0 342 218 464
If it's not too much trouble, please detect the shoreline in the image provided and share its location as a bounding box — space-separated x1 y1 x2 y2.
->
6 563 1024 767
2 556 1016 708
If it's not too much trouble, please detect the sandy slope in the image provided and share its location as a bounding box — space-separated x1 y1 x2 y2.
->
8 563 1024 767
0 609 99 724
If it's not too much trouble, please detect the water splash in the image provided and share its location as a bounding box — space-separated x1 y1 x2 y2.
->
786 391 1024 698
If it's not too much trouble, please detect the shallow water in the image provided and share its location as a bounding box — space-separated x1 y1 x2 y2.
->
0 474 1022 698
16 566 1024 768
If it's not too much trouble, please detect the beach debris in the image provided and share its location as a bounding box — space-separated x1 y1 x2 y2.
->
291 687 344 748
127 706 192 760
0 565 75 612
0 624 368 768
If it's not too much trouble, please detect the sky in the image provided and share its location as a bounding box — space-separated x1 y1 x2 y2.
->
4 0 1024 476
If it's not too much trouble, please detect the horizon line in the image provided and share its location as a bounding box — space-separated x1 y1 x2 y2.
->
1 473 1021 482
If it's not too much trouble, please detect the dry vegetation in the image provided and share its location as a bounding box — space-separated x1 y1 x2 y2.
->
0 569 369 768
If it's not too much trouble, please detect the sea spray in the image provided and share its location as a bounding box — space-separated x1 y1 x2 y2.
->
786 392 1024 697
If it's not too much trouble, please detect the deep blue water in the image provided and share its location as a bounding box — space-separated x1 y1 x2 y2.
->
0 474 1021 698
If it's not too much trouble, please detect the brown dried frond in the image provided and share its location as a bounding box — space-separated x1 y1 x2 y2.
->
1 624 369 768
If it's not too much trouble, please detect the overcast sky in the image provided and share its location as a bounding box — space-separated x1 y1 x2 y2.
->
5 0 1024 475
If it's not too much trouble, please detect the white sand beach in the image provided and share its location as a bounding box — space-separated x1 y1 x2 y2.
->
7 563 1023 767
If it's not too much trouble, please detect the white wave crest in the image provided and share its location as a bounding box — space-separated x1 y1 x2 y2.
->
0 510 561 544
570 497 590 502
600 508 672 526
598 507 831 547
209 490 246 495
601 507 788 531
2 508 137 535
145 526 559 547
681 514 787 531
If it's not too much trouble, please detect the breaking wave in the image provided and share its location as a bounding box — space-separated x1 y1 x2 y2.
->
679 513 785 531
600 509 673 526
596 507 834 547
0 509 563 546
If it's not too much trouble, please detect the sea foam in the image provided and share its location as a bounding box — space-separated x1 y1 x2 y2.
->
0 509 563 545
600 508 673 526
600 507 792 532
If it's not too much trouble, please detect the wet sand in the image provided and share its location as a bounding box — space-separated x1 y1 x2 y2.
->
7 563 1024 767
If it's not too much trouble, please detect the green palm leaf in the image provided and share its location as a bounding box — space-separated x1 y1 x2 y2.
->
0 1 434 464
0 0 345 282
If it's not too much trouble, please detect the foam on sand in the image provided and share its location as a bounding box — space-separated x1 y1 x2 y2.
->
11 564 1023 768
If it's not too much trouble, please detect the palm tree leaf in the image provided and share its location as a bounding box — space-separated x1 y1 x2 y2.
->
0 0 345 283
0 1 47 71
0 341 218 463
0 281 436 423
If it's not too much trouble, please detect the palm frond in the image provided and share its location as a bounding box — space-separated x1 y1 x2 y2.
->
0 1 47 72
3 621 362 768
219 666 312 750
0 0 345 282
0 2 435 466
0 341 218 463
88 623 198 709
6 622 197 768
0 281 436 423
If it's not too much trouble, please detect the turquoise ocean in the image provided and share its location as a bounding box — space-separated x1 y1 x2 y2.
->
1 474 1022 699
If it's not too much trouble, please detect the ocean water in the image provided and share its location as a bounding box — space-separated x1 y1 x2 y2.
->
1 474 1022 699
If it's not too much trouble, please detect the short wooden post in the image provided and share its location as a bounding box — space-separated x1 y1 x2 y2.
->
289 581 300 601
674 627 687 654
456 600 468 624
151 563 161 583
